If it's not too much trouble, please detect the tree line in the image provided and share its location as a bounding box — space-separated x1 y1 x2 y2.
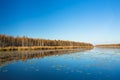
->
0 34 93 48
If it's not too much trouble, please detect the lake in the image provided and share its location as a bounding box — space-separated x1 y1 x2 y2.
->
0 48 120 80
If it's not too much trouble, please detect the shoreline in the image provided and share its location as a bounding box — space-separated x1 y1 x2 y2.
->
95 46 120 48
95 44 120 48
0 46 94 51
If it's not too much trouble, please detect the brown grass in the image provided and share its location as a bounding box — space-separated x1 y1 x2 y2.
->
0 46 93 51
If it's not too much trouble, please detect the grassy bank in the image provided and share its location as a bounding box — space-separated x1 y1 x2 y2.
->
0 46 93 51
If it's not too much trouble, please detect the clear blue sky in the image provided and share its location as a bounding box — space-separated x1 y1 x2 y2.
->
0 0 120 44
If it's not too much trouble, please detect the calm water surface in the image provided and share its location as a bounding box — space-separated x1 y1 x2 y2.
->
0 48 120 80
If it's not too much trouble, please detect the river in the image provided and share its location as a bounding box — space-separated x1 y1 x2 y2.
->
0 48 120 80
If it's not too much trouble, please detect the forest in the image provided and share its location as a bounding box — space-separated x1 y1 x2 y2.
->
0 34 93 51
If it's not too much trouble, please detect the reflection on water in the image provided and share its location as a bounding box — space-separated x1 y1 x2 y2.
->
0 48 120 80
0 49 91 68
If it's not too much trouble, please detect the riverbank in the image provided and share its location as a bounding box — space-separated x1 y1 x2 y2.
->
0 46 94 51
95 44 120 48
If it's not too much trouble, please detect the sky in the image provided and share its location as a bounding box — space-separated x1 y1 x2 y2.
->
0 0 120 44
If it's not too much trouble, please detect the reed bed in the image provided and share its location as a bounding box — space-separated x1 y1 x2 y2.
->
0 46 93 51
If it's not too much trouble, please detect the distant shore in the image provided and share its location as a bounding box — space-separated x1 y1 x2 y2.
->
95 44 120 48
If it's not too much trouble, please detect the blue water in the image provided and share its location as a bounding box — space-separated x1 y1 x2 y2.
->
0 48 120 80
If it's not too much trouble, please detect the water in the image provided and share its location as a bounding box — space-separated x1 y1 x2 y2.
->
0 48 120 80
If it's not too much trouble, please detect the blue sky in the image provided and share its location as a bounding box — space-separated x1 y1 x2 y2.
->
0 0 120 44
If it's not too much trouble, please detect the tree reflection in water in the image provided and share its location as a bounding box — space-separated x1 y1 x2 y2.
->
0 48 92 68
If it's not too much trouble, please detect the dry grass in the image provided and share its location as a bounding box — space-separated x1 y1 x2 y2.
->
0 46 93 51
